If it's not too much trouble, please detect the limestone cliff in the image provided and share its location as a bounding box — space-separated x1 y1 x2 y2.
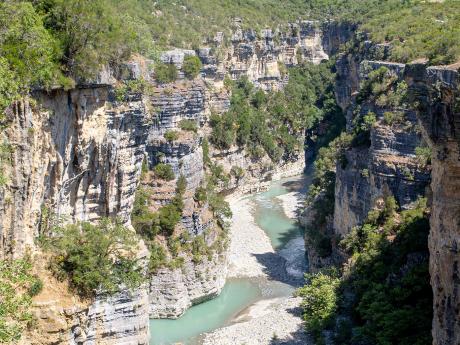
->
406 63 460 345
0 79 152 343
303 23 460 344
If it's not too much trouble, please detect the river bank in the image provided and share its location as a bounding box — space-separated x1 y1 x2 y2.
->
201 177 311 345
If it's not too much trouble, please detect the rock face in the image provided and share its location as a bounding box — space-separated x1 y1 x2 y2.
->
333 60 431 237
149 253 227 318
329 40 460 344
28 285 149 345
0 86 150 258
0 83 152 343
69 287 150 345
196 20 334 91
407 63 460 345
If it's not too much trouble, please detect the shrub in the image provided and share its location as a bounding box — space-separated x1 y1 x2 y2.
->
230 166 245 180
148 242 167 273
202 137 211 167
164 130 179 143
297 269 340 341
28 277 43 297
415 146 432 166
178 119 198 132
42 219 144 297
176 175 187 195
383 111 404 126
132 187 159 240
182 55 202 79
0 258 40 343
154 163 175 181
158 204 182 236
194 186 207 204
155 62 177 83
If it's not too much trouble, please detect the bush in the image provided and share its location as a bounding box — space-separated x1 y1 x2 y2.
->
148 242 167 273
42 219 144 297
230 166 245 180
28 277 43 297
182 55 202 79
132 187 160 240
154 163 175 181
0 258 40 343
415 146 432 166
176 174 187 195
383 111 404 126
178 119 198 132
158 204 182 236
194 186 207 204
164 130 179 143
202 137 211 167
155 62 177 83
297 269 341 341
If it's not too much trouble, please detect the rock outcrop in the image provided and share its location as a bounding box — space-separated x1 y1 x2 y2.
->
406 63 460 345
333 60 431 237
0 85 150 258
149 252 227 318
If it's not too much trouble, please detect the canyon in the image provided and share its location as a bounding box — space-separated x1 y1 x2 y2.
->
0 15 459 345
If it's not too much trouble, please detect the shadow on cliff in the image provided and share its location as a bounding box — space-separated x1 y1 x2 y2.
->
252 252 304 287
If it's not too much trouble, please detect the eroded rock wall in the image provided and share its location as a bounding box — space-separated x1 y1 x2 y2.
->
333 60 431 237
407 64 460 345
0 86 149 257
0 84 152 343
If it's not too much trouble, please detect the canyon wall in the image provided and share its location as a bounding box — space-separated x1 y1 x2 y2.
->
408 63 460 345
306 24 460 344
0 80 152 343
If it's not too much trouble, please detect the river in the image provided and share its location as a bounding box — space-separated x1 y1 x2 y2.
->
150 174 309 345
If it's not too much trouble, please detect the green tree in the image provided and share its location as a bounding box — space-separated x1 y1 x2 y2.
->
164 130 179 143
154 163 175 181
42 219 144 297
155 62 177 83
182 55 202 79
297 269 341 341
36 0 140 79
0 1 60 111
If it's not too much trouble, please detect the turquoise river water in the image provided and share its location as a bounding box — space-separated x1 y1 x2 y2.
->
150 175 308 345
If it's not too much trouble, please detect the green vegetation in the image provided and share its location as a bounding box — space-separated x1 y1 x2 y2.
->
155 62 178 84
114 78 153 102
0 258 42 343
132 178 185 240
141 0 313 49
210 61 340 162
182 55 202 79
178 119 199 132
296 269 341 342
154 163 175 181
383 111 404 126
164 130 179 143
305 132 352 257
300 197 432 345
132 162 227 270
41 219 143 297
415 145 432 166
306 0 460 65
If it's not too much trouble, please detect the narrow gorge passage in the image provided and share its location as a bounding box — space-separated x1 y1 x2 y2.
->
150 174 310 345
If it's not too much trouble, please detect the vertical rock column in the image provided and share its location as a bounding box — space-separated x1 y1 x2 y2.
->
411 64 460 345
